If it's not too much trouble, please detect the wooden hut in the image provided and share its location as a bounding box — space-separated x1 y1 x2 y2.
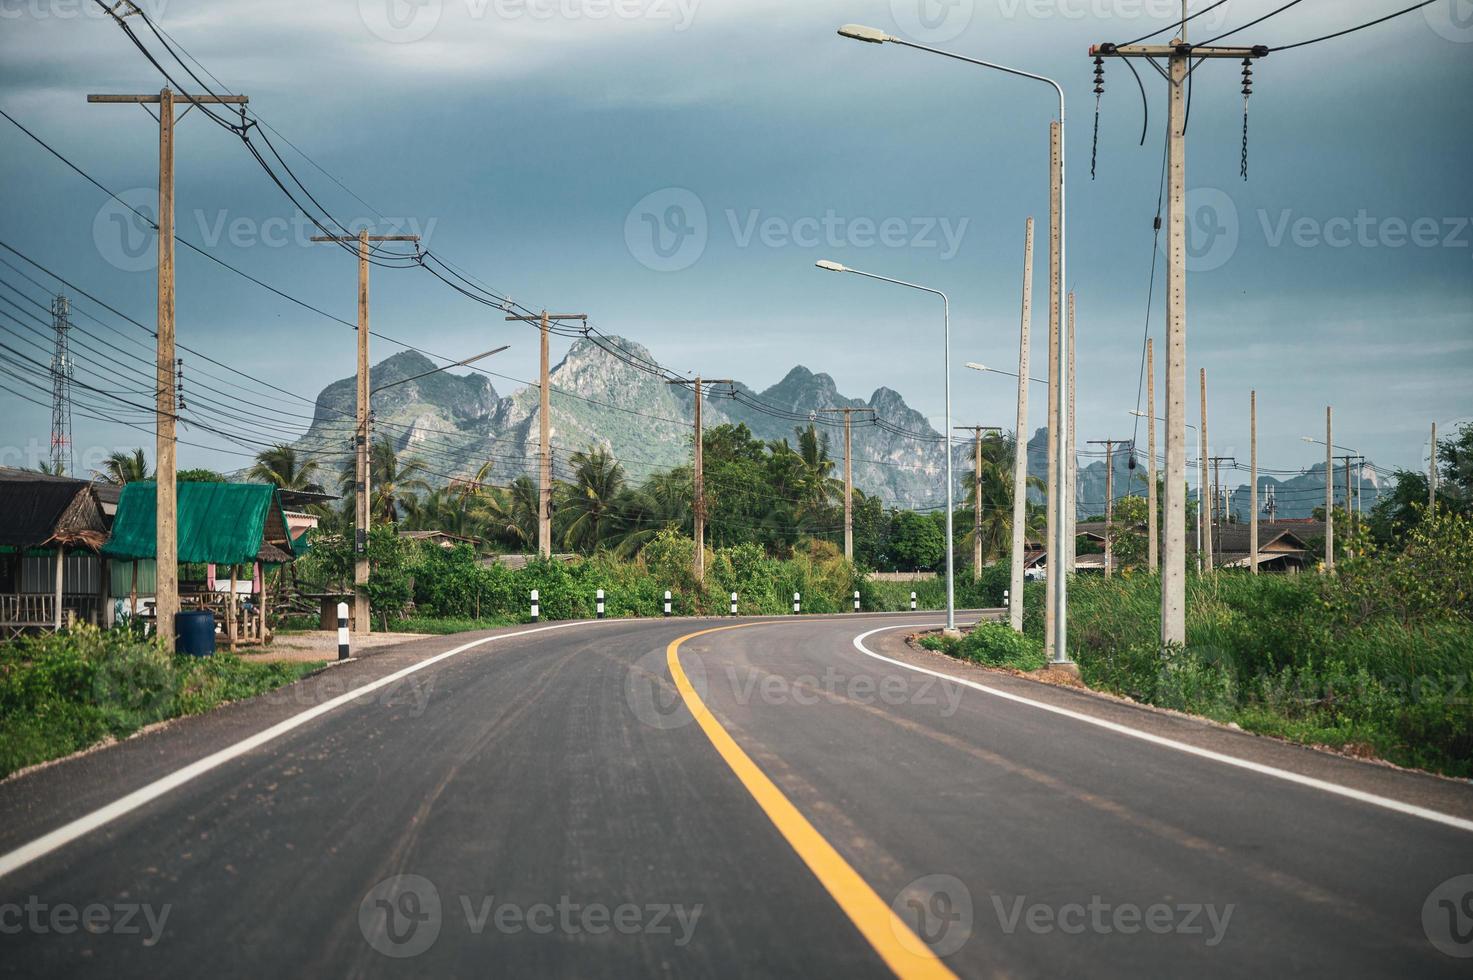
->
0 472 110 637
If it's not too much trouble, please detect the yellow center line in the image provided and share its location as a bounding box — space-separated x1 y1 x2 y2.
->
667 624 958 980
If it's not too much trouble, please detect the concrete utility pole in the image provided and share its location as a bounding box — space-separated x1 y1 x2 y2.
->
1045 122 1063 660
313 229 420 634
670 377 735 583
1430 421 1438 511
507 312 588 561
1087 439 1128 577
1336 453 1359 557
1207 454 1236 572
1200 368 1210 572
956 425 1004 581
1325 406 1335 572
1146 338 1159 572
1010 217 1035 632
1092 31 1267 647
88 87 249 644
1250 390 1259 574
1066 293 1078 575
818 406 876 562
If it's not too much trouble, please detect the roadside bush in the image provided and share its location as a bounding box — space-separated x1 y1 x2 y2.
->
0 625 320 778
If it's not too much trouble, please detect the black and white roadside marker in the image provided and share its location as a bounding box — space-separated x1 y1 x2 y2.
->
596 589 605 619
336 601 350 661
530 589 540 624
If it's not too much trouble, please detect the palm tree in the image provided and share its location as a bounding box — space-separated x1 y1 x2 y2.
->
557 446 627 553
607 469 690 558
95 448 150 485
960 433 1044 567
473 475 540 549
249 444 322 491
338 438 430 523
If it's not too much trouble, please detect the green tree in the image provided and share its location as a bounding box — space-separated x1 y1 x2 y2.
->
338 438 430 524
249 444 322 492
889 510 945 572
557 446 627 552
95 448 150 485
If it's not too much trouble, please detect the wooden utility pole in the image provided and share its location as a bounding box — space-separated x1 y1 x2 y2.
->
1325 406 1335 572
1250 390 1259 574
1066 292 1078 574
1146 338 1159 571
1336 453 1359 557
1087 439 1126 577
88 88 249 644
1092 32 1267 647
1045 122 1063 660
818 407 876 562
1010 218 1035 633
956 426 1004 581
1430 421 1438 510
313 230 420 633
669 377 734 583
507 312 588 560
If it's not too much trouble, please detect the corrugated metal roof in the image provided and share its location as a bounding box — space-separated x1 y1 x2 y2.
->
102 482 294 565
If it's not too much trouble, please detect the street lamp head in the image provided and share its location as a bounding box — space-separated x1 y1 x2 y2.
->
1301 436 1317 444
815 260 848 273
837 23 892 44
965 362 989 373
1129 410 1147 418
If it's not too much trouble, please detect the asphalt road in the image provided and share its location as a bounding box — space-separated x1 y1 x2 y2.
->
1 612 1470 977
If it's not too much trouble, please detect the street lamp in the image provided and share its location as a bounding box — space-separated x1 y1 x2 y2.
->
837 24 1071 664
816 259 959 636
967 362 1047 386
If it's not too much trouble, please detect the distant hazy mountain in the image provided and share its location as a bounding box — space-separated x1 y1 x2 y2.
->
295 336 1378 518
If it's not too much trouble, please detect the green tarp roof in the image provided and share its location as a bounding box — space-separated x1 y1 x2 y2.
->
102 482 293 565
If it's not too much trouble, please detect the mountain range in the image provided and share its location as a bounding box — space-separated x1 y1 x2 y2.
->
294 336 1378 519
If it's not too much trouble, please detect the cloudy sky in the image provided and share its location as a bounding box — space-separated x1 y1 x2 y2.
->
1 0 1469 490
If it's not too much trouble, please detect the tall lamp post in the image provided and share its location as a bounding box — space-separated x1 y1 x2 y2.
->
836 23 1070 663
816 260 959 636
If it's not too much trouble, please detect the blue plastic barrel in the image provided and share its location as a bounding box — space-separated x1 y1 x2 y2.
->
175 611 216 657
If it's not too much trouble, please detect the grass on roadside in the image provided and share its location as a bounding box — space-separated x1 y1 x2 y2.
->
0 624 323 780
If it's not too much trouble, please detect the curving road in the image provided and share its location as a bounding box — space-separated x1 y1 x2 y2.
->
1 612 1471 977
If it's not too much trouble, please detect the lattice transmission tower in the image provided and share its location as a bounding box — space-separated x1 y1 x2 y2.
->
49 294 74 476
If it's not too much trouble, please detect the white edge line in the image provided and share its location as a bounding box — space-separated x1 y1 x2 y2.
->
851 623 1473 835
0 620 609 881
